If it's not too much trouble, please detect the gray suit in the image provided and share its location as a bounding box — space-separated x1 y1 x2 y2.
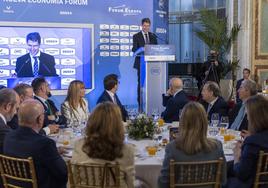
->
0 116 11 154
158 140 227 188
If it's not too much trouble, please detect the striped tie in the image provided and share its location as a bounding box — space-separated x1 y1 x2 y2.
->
33 57 39 77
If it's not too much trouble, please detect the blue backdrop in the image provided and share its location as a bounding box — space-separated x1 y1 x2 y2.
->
0 0 168 110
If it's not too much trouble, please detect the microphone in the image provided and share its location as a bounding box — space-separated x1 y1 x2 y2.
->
15 58 30 77
151 33 168 44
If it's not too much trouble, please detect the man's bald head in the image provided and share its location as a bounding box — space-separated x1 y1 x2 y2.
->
18 99 44 129
170 77 183 91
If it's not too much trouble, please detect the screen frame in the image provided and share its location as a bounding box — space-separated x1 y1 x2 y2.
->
0 21 95 95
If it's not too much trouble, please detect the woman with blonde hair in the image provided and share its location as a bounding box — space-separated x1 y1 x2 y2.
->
61 80 89 126
71 102 134 188
158 101 226 187
228 95 268 188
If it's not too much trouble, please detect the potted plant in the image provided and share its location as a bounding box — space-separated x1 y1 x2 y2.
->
194 9 241 100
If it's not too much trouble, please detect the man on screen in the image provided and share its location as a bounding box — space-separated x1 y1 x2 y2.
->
132 18 158 111
15 32 57 77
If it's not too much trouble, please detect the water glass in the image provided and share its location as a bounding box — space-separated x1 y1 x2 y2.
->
219 116 229 129
152 108 159 122
210 113 219 127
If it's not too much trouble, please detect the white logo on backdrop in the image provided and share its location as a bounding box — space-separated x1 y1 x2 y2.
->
99 24 110 30
0 48 9 55
10 48 26 56
110 38 120 43
61 58 76 65
110 31 119 37
130 25 140 30
129 32 137 37
120 38 129 43
60 38 76 45
110 45 119 50
0 37 9 45
100 31 110 37
44 38 60 45
0 70 10 77
110 52 119 56
108 5 142 16
61 48 75 56
11 59 16 66
10 37 25 45
120 25 130 30
61 68 76 75
120 45 129 50
56 69 60 75
100 52 110 57
44 48 60 56
100 38 110 43
120 51 129 57
110 25 120 30
61 78 76 85
0 80 7 86
55 58 60 65
120 32 129 37
100 45 109 50
0 59 9 66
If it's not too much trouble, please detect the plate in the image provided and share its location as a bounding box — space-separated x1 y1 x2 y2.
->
63 150 73 158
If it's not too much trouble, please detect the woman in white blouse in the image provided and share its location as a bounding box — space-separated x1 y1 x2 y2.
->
61 80 89 126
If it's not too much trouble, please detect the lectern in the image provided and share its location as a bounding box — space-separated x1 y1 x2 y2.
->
136 44 175 115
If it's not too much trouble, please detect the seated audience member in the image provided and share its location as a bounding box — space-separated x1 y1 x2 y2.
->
158 102 226 187
71 102 134 188
61 80 89 126
3 99 68 188
227 95 268 188
0 89 19 153
161 77 189 122
97 74 128 121
236 68 250 104
31 77 66 135
201 81 229 121
229 79 257 131
8 83 34 129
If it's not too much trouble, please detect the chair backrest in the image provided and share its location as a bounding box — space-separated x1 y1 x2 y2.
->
169 158 223 188
0 154 38 188
254 151 268 188
67 160 121 188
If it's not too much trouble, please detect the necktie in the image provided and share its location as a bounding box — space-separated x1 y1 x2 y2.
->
144 33 149 44
33 57 39 77
113 95 117 104
45 100 52 115
207 103 213 114
230 104 246 130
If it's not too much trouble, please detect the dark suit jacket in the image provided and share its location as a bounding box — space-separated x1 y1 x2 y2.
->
3 126 68 188
7 114 19 130
132 31 157 69
228 103 248 131
97 91 128 121
161 90 189 123
34 96 67 127
202 97 229 121
15 52 57 77
0 116 11 154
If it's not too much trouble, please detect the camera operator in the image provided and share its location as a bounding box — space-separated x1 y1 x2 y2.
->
201 50 223 85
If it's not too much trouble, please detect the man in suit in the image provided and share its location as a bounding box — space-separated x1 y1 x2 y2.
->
236 68 250 104
0 88 19 153
97 74 128 121
31 77 66 135
161 77 189 123
132 18 158 110
3 99 68 188
15 32 57 77
201 81 229 121
229 79 257 131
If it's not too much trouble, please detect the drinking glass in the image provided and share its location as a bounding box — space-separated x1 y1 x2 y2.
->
152 108 159 122
210 113 219 127
219 116 229 129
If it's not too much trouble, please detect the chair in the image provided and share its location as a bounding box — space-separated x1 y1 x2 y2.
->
169 158 223 188
67 160 121 188
0 154 38 188
254 151 268 188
